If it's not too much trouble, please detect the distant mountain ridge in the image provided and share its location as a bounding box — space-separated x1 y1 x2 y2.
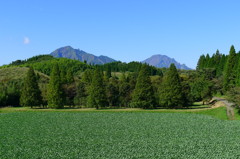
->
50 46 116 65
142 54 191 70
50 46 191 69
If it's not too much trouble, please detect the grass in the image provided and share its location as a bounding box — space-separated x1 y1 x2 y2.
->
0 112 240 158
0 104 228 120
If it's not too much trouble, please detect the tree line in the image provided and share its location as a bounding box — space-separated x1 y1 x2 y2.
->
0 63 213 109
196 45 240 106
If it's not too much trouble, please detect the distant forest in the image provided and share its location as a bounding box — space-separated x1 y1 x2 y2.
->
0 45 240 108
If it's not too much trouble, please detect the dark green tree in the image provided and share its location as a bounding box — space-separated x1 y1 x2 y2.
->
47 64 64 108
223 45 237 91
119 73 131 107
159 64 184 108
130 65 155 109
106 77 119 107
196 55 206 70
87 69 107 109
66 69 74 84
20 67 42 107
106 65 112 79
190 78 213 104
74 80 88 106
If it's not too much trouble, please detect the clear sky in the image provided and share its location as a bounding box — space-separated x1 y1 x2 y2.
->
1 0 240 69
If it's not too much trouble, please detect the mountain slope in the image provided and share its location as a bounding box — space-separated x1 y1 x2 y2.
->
50 46 116 65
142 54 191 70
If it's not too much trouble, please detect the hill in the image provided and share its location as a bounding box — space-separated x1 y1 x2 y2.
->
142 54 191 70
50 46 116 65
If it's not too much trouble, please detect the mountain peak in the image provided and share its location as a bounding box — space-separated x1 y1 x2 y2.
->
142 54 191 70
50 46 116 65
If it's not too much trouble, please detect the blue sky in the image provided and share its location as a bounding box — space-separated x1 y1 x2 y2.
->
1 0 240 68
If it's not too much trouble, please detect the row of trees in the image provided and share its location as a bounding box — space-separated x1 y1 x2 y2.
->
197 45 240 92
16 63 213 109
196 45 240 107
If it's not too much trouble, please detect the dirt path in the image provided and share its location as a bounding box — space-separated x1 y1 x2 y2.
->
212 97 235 120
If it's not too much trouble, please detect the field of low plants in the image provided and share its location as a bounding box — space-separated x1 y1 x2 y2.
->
1 112 240 158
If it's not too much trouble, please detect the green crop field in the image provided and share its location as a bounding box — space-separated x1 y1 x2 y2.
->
1 112 240 158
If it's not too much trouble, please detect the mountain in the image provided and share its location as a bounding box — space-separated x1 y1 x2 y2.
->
142 54 192 70
50 46 116 65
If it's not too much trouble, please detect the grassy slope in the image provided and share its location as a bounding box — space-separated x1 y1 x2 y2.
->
0 67 49 82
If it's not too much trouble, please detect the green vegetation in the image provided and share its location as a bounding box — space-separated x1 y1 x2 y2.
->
87 69 107 109
0 112 238 158
130 65 155 108
47 64 64 108
159 64 184 107
20 67 42 107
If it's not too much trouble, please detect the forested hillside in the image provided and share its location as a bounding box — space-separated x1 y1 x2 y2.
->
196 45 240 105
2 45 240 109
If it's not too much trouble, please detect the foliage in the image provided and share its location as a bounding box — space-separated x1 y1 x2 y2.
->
87 69 108 109
74 80 88 106
130 65 156 108
223 45 237 91
159 64 184 108
226 87 240 106
20 67 42 107
0 81 21 107
47 64 64 108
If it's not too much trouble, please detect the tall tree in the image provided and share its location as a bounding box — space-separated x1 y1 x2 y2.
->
130 65 155 109
74 79 87 106
119 73 131 107
159 64 184 108
106 77 119 107
66 69 74 84
47 64 64 108
20 67 42 107
87 69 107 109
106 65 112 79
223 45 237 91
196 55 206 70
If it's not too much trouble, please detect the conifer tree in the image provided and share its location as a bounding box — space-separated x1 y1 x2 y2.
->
106 65 112 78
74 79 87 106
223 45 237 91
196 55 206 70
60 68 67 84
66 69 74 83
106 77 119 106
119 73 131 107
20 67 42 107
159 64 184 108
235 54 240 86
47 64 64 108
130 65 155 109
87 69 107 109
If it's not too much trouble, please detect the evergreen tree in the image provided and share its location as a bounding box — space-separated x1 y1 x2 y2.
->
216 54 226 77
74 80 87 106
223 45 237 91
66 69 74 83
106 65 112 79
106 77 119 107
130 65 155 109
159 64 184 108
119 73 131 107
204 54 210 68
196 55 206 70
87 69 107 109
60 68 67 84
20 67 42 107
47 64 64 108
235 53 240 86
